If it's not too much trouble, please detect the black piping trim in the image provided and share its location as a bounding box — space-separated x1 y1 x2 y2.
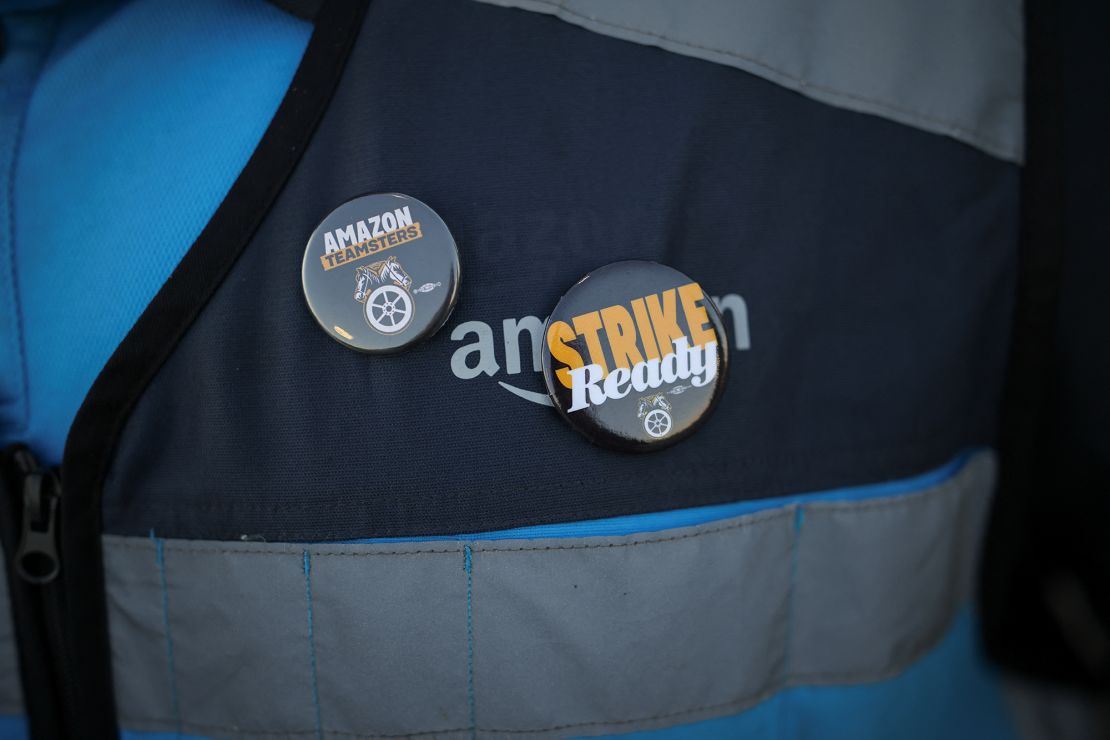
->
57 0 369 734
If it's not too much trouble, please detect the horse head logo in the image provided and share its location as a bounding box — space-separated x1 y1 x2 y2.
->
378 256 412 289
637 394 672 419
354 256 412 302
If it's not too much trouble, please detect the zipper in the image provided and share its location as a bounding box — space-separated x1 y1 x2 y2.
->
2 446 71 739
13 449 61 585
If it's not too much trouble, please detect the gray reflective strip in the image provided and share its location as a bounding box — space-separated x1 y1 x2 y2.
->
0 566 23 715
472 0 1024 163
106 451 995 739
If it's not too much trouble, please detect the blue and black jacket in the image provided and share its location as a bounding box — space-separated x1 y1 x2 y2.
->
0 0 1106 738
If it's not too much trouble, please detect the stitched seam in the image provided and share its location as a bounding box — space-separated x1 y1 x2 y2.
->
812 457 976 514
4 104 30 432
104 509 794 556
525 0 1018 158
463 545 476 740
151 531 182 737
781 505 804 676
775 504 804 736
303 551 323 740
104 464 986 556
100 432 977 518
118 717 468 738
808 458 980 514
4 19 63 434
115 603 954 738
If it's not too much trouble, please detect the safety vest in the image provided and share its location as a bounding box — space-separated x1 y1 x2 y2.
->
0 0 1054 738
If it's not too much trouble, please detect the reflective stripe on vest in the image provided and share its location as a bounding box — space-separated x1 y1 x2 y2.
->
103 451 994 738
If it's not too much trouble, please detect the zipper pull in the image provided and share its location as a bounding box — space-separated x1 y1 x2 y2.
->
12 449 61 585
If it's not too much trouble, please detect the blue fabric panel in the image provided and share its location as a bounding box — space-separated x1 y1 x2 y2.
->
0 715 25 740
602 608 1017 740
119 731 209 740
0 0 311 463
0 9 55 463
337 449 974 542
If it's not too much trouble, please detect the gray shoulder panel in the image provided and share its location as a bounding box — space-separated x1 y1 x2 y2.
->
473 0 1024 162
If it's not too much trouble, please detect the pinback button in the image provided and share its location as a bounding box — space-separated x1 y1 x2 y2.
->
542 261 728 452
301 193 460 353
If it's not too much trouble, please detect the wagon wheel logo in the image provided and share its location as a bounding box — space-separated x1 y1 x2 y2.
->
637 394 673 439
643 409 672 438
354 256 415 335
366 285 413 334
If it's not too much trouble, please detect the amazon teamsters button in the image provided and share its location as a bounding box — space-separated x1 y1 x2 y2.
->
542 261 728 452
301 192 460 353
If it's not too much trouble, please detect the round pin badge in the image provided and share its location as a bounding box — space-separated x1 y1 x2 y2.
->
542 261 728 452
301 193 460 352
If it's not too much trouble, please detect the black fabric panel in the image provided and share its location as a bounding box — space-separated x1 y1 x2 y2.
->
102 0 1019 540
59 1 368 734
981 0 1110 692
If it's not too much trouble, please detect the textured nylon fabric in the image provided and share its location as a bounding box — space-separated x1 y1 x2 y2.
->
607 609 1015 740
103 0 1019 540
0 0 311 463
103 610 1016 740
340 450 975 542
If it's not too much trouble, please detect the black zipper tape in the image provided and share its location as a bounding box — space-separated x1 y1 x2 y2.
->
38 1 370 735
1 446 65 739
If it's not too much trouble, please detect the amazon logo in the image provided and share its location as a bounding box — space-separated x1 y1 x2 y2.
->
448 293 750 406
